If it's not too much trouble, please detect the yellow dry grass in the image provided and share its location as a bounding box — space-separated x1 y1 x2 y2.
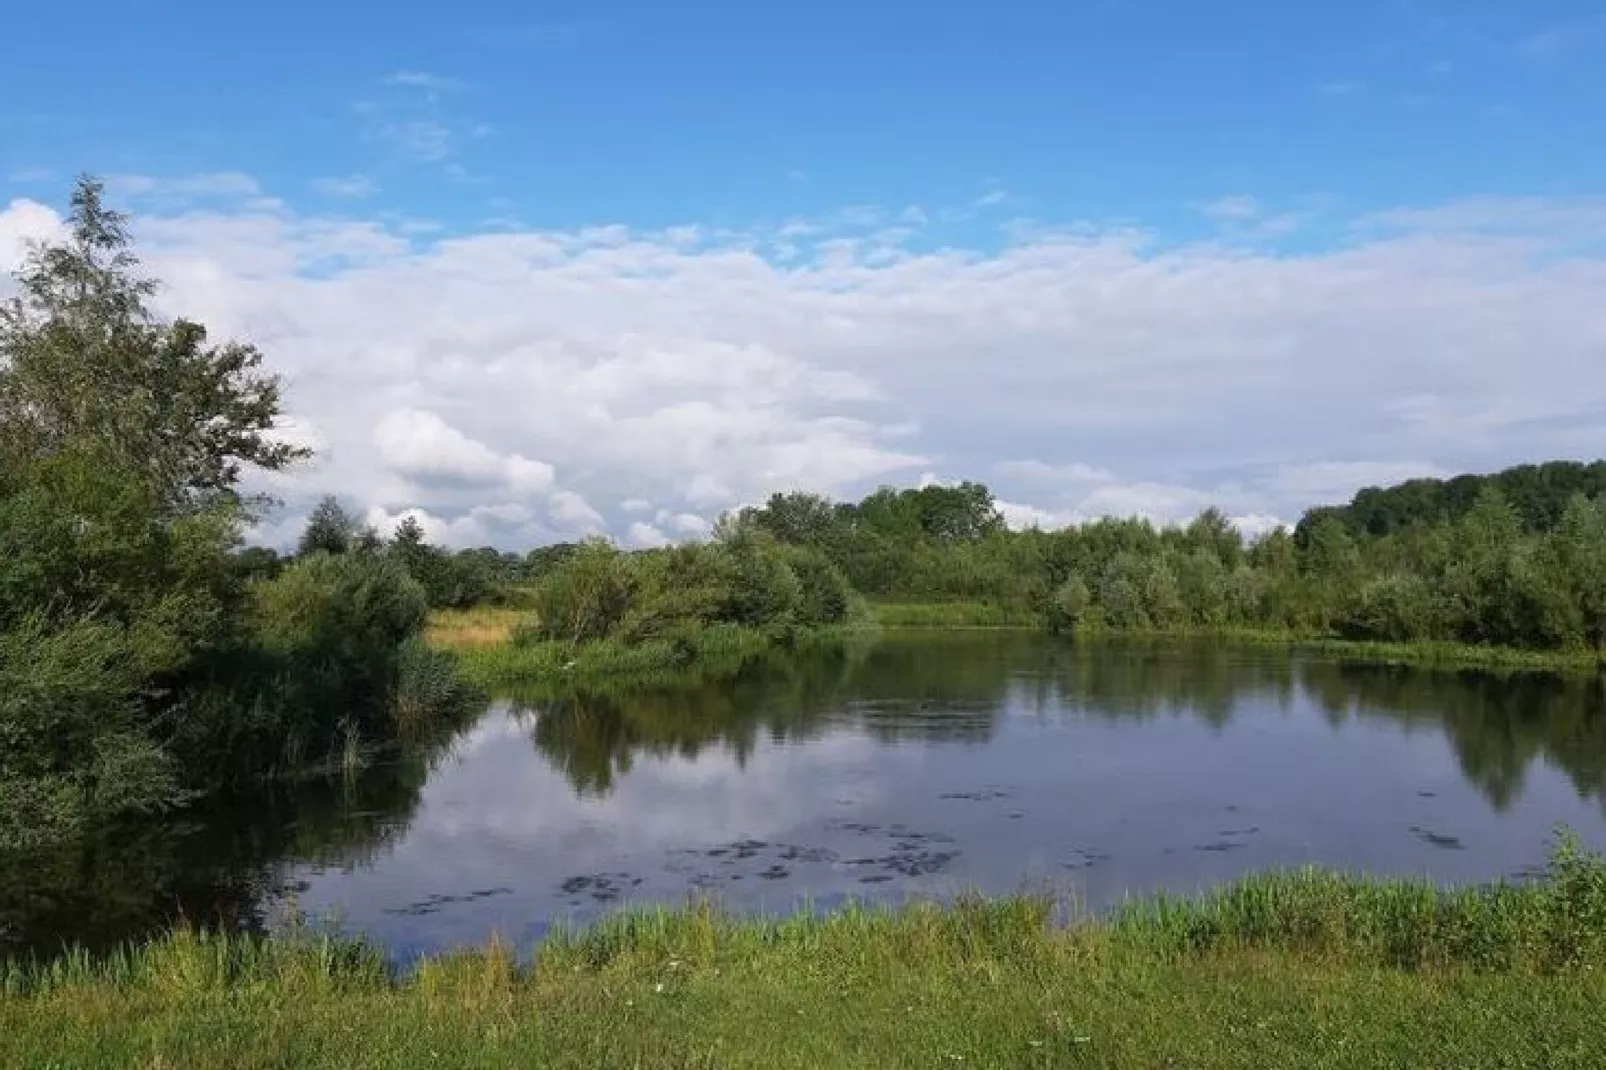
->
424 607 525 650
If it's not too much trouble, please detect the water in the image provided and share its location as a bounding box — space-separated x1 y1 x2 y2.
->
5 632 1605 960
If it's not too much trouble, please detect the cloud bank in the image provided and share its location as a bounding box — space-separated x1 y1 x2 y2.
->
1 182 1602 548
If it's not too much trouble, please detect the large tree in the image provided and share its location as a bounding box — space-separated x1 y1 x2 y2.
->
0 176 310 849
0 176 306 515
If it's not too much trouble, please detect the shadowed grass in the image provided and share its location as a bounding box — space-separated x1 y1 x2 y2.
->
5 835 1606 1067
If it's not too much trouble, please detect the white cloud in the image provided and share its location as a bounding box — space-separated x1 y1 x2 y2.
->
1269 461 1449 505
1231 514 1287 540
0 197 62 271
313 174 379 198
657 510 712 537
548 490 605 533
373 408 554 495
2 186 1602 550
627 521 670 548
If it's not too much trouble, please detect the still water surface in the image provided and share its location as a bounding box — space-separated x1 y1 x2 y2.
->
7 633 1606 960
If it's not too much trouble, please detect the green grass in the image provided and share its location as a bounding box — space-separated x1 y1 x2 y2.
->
871 600 1040 628
7 836 1606 1068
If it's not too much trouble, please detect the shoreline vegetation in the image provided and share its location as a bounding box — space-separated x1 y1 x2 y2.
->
426 598 1606 685
8 178 1606 1065
5 835 1605 1068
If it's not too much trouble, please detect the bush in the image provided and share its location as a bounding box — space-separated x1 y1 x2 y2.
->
784 545 853 626
250 552 429 733
393 638 483 735
529 539 639 643
0 614 185 851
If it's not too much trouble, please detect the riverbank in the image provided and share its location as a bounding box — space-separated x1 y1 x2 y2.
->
6 841 1605 1068
866 601 1606 674
441 620 875 690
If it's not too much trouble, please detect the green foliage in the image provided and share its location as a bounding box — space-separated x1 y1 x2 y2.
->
0 615 182 851
1298 459 1606 541
527 538 639 643
0 178 473 851
251 553 429 731
0 177 306 512
730 472 1606 654
297 496 365 557
523 528 856 655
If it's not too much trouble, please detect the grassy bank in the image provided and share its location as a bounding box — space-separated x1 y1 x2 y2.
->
446 622 874 691
867 600 1606 673
6 839 1606 1068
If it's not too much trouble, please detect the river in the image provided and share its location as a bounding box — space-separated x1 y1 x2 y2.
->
5 632 1605 960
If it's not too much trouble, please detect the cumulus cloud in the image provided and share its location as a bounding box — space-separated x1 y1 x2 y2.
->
548 490 605 533
1 183 1602 549
627 522 670 548
373 407 555 495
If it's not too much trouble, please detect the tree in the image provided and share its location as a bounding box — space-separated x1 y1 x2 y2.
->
746 491 841 546
0 177 310 848
0 176 305 516
298 496 361 556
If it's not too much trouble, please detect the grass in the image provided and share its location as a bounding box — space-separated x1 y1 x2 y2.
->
423 606 525 650
6 836 1606 1068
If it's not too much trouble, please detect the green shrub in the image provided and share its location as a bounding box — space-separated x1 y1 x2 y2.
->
250 552 429 733
529 539 638 643
0 614 185 851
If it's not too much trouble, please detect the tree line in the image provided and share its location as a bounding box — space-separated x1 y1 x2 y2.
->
732 474 1606 651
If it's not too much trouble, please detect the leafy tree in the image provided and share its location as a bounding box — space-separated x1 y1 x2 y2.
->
298 496 364 556
746 491 842 546
0 177 305 514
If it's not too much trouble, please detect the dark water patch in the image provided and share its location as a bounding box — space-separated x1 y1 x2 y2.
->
1060 848 1111 871
939 789 1014 801
559 873 643 903
1409 826 1466 851
384 887 512 917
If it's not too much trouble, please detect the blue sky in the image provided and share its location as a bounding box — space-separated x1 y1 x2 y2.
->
6 0 1603 236
1 0 1604 547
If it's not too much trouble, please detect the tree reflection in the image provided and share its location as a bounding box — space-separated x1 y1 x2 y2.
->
0 699 482 960
518 635 1606 823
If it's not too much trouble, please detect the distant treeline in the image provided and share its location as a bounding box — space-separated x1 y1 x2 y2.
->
730 475 1606 652
354 462 1606 659
1297 461 1606 541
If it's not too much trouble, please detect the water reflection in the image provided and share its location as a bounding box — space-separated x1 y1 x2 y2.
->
0 712 477 959
3 633 1604 961
517 634 1606 816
